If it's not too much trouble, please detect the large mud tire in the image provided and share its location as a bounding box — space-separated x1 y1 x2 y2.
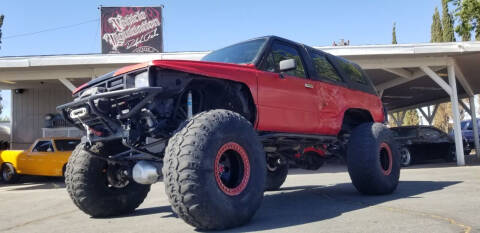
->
163 110 266 230
346 123 400 195
265 157 288 191
65 142 151 217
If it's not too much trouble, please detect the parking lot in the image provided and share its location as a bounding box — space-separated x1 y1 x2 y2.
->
1 157 479 233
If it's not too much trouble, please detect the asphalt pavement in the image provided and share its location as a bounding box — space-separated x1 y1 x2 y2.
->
0 158 479 233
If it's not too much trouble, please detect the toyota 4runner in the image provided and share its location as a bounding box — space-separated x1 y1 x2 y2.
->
57 36 400 230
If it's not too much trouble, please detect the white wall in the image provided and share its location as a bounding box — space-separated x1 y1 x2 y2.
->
11 85 72 149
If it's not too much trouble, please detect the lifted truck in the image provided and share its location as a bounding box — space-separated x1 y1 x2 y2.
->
58 36 400 230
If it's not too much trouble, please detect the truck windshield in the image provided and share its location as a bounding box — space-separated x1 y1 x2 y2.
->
201 38 266 65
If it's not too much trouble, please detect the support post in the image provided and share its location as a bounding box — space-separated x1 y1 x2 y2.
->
59 78 76 92
430 104 439 126
469 96 480 157
419 107 430 125
447 64 465 166
459 99 471 115
418 105 438 125
420 66 452 95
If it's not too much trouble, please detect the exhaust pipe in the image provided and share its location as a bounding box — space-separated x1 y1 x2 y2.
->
132 160 162 184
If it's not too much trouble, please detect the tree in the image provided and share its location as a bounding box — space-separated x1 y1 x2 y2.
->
0 15 4 49
392 22 398 44
388 110 420 127
442 0 457 41
431 7 444 42
453 0 480 41
404 110 420 126
433 103 452 132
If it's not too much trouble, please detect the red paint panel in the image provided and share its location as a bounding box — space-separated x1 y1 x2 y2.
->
149 60 259 104
90 59 384 136
113 62 150 76
256 71 319 134
314 81 344 135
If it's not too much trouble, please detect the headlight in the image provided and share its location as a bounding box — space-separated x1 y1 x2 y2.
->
134 72 150 88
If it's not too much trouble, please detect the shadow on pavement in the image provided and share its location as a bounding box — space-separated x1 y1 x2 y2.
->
225 180 460 232
0 175 65 190
6 182 66 191
121 206 174 218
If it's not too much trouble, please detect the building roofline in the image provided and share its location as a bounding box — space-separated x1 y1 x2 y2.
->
1 41 480 69
316 41 480 56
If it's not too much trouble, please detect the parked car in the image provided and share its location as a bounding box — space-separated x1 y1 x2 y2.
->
0 137 81 183
452 119 480 150
390 126 470 167
58 36 399 230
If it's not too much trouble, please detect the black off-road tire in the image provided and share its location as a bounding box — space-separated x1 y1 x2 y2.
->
346 123 400 195
1 163 20 183
163 110 266 230
65 142 151 217
399 147 412 167
265 158 288 191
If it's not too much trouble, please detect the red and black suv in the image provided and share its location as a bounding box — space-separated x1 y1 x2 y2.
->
58 36 400 230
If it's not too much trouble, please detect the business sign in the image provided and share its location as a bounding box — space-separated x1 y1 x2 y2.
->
101 7 163 54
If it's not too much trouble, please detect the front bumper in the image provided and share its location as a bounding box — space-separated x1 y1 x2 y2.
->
57 87 164 140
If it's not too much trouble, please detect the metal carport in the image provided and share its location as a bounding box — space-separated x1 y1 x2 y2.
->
1 41 480 165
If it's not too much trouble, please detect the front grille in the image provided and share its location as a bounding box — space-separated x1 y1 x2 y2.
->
77 69 147 98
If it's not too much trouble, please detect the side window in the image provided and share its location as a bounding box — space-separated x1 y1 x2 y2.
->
337 59 367 84
260 53 275 72
310 51 342 82
33 141 54 152
266 42 306 78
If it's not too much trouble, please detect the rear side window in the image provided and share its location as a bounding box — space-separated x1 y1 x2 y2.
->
33 141 54 152
310 51 342 82
337 59 367 84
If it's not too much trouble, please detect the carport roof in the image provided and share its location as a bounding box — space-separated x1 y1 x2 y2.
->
1 41 480 112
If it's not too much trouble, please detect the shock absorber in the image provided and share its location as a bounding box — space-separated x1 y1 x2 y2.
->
187 91 193 119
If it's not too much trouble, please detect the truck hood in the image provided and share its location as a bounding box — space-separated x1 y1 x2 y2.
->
73 60 256 94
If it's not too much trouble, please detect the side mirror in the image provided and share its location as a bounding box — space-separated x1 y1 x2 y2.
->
279 59 296 72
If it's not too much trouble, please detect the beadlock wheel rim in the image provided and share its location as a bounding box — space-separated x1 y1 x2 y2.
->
379 143 393 175
214 142 250 196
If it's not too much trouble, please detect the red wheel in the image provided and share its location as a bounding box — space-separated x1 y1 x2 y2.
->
214 142 250 196
379 142 393 175
163 110 266 230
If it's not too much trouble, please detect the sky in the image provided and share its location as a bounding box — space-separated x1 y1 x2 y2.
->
0 0 451 119
0 0 447 56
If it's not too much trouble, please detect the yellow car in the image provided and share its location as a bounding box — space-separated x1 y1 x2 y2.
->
0 137 81 183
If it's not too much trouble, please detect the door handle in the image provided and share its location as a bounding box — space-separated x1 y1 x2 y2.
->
304 83 314 89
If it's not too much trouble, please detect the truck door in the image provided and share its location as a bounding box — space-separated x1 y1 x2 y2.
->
24 140 55 175
256 40 319 133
